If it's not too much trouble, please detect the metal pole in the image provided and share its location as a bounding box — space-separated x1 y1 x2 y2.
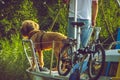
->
74 0 80 49
49 41 54 75
22 40 32 67
30 39 40 72
74 0 78 39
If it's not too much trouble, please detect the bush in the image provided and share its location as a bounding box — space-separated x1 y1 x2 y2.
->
0 34 32 80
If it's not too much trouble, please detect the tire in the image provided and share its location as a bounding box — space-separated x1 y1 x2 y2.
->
88 44 105 80
58 44 73 76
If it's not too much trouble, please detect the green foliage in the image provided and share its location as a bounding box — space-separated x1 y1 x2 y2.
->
32 0 68 34
16 0 38 21
0 34 32 80
43 50 57 68
0 0 39 80
97 0 120 44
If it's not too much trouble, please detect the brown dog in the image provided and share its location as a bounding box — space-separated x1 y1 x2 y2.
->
21 20 67 71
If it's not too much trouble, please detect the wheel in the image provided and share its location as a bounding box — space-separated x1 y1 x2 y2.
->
58 44 73 76
88 44 105 80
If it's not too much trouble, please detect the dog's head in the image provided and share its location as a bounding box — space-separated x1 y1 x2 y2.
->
20 20 39 38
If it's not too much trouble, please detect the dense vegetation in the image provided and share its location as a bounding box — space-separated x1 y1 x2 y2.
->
0 0 120 80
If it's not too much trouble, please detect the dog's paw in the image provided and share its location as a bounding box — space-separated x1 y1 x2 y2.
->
39 67 49 72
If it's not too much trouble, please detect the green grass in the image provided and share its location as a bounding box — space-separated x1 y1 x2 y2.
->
0 34 32 80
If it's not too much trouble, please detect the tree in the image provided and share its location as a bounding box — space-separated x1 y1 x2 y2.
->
97 0 120 47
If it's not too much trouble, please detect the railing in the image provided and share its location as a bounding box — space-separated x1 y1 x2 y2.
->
22 39 68 80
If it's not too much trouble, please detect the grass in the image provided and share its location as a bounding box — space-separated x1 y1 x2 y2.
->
0 34 32 80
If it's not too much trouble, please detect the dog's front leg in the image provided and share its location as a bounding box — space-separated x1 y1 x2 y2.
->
37 50 44 68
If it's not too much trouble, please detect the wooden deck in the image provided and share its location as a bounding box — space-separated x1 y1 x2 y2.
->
26 49 120 80
27 69 112 80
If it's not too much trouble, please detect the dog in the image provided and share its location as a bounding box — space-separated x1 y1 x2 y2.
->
21 20 67 71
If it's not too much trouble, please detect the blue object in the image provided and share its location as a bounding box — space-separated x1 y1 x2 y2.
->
69 61 88 80
69 69 80 80
116 28 120 49
105 62 111 76
72 61 88 73
105 28 120 76
68 18 91 47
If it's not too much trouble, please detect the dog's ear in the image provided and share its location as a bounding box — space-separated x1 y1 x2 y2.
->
34 22 39 30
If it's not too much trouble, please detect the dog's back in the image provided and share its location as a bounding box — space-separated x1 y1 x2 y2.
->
30 31 67 50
